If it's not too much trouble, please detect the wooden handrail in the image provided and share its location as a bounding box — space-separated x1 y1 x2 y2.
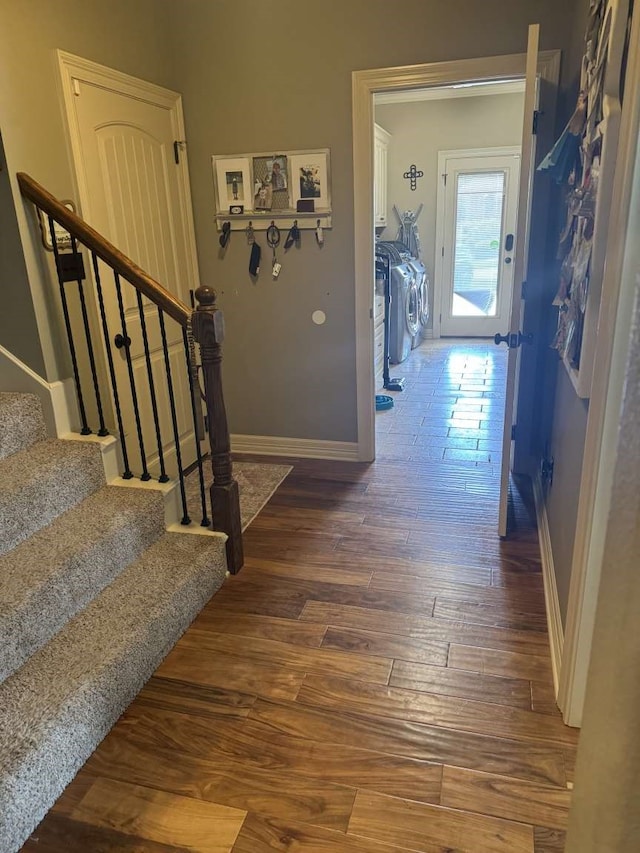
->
17 172 190 326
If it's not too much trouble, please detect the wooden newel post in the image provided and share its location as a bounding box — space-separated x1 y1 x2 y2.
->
191 286 244 573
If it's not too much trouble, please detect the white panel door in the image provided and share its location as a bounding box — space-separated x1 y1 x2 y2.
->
67 71 198 477
439 150 521 337
497 25 541 536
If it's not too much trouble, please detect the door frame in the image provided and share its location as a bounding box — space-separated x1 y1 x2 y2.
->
557 7 640 728
434 145 522 339
352 49 561 464
56 50 201 435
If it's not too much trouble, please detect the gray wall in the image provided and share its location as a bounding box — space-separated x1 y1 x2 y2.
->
538 0 592 627
0 0 582 445
0 133 45 374
546 368 589 623
375 92 525 330
166 0 577 442
565 156 640 851
0 0 175 380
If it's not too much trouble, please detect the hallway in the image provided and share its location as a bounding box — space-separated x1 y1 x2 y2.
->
24 341 577 853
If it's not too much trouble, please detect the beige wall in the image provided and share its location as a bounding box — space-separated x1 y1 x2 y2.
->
166 0 576 442
0 133 45 374
375 92 525 329
0 0 174 380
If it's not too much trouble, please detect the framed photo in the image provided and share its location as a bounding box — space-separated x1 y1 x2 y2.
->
213 156 252 212
289 150 331 210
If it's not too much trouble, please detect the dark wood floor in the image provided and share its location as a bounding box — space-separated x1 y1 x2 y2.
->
23 341 577 853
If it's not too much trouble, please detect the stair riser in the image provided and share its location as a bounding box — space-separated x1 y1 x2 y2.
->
0 394 46 461
0 507 165 681
0 442 104 557
0 553 220 853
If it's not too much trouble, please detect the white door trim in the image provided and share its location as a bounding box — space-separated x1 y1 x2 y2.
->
56 50 201 300
352 50 561 463
433 145 521 339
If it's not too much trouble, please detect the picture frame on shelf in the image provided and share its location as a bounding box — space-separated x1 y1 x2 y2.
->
289 150 331 211
213 156 252 213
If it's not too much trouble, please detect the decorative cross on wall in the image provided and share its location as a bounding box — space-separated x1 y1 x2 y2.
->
403 164 424 191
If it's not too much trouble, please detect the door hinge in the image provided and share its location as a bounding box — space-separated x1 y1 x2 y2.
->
442 173 447 186
511 424 517 441
441 246 445 258
173 140 186 164
532 110 540 135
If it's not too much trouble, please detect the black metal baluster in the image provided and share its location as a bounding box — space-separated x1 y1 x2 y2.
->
136 291 169 483
183 326 210 527
48 216 91 435
113 271 151 481
70 237 108 437
91 252 133 479
158 308 190 525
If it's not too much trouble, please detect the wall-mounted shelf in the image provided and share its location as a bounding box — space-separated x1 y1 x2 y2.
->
214 211 332 232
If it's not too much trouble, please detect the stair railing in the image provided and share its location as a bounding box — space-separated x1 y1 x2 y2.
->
17 172 244 573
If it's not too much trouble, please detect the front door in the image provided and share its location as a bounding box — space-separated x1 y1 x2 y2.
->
58 52 199 477
438 148 521 337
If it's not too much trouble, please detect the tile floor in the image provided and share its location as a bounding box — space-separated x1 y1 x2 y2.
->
376 338 507 468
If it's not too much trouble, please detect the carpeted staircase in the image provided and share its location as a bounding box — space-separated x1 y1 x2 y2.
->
0 392 228 853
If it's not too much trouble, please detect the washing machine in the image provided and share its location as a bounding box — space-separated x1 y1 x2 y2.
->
389 264 418 364
407 259 429 348
377 242 420 364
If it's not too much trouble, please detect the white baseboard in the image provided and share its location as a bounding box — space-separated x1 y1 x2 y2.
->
532 472 564 696
231 433 360 461
0 344 78 437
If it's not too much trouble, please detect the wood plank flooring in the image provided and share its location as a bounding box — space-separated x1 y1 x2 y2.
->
23 341 578 853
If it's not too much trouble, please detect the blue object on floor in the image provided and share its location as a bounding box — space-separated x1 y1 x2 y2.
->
375 394 394 411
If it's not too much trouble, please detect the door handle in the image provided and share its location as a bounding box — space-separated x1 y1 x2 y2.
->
505 233 514 251
494 331 533 348
114 333 132 350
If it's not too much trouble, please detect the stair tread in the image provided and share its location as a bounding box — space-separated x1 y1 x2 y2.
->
0 530 227 853
0 485 166 681
0 393 46 461
0 438 105 556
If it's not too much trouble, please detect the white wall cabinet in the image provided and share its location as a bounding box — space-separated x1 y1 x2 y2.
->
374 123 391 228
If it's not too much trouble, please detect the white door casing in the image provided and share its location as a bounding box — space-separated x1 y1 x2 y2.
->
57 51 200 476
435 147 521 338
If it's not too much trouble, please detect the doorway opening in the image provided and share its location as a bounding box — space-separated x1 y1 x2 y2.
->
371 80 525 500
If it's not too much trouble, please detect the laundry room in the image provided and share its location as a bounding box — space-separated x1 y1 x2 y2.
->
373 81 527 463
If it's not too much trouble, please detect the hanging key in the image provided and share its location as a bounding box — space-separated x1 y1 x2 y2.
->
315 219 324 246
266 221 281 278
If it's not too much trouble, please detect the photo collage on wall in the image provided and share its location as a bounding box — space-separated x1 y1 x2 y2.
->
213 150 330 216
